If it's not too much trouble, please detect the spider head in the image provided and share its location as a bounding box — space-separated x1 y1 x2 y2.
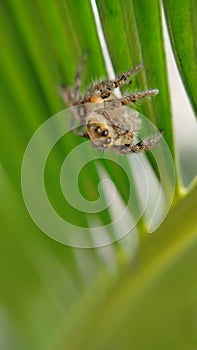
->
86 112 114 148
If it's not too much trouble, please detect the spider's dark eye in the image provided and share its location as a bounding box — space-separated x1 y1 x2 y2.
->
106 137 111 144
94 126 102 134
102 129 109 137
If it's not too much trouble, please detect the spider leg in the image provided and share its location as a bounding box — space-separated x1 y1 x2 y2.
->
102 88 159 111
119 89 159 106
59 83 75 106
69 105 89 138
72 127 89 138
59 52 88 106
112 132 163 154
74 51 89 97
85 64 143 98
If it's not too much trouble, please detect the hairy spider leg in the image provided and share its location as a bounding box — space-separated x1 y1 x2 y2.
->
74 51 89 98
112 131 163 154
59 52 88 106
120 89 159 105
85 64 143 98
102 89 159 110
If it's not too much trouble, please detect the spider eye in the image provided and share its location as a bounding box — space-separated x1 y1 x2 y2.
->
94 126 102 134
101 129 109 137
106 137 111 144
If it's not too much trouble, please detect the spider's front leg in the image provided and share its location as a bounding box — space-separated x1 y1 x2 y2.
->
71 127 89 138
59 52 88 106
112 132 163 154
69 103 89 137
120 89 159 106
102 89 159 112
73 51 89 98
85 64 143 99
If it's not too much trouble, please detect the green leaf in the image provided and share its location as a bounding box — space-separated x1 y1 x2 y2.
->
0 1 197 349
62 181 197 350
163 0 197 116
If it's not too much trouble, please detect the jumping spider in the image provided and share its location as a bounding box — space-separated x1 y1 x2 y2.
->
59 54 162 154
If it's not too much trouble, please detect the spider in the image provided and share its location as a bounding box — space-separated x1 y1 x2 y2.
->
59 54 163 154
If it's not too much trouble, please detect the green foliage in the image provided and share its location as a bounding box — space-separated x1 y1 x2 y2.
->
0 1 197 349
163 0 197 115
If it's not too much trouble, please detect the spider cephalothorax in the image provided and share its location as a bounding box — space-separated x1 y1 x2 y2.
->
59 54 162 154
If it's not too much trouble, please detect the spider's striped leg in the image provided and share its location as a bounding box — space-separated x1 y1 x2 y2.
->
59 52 88 106
101 88 158 111
74 51 89 98
85 64 143 99
119 89 159 105
112 131 163 154
58 84 75 106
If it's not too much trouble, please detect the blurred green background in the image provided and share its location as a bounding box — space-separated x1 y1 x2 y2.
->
0 1 197 349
